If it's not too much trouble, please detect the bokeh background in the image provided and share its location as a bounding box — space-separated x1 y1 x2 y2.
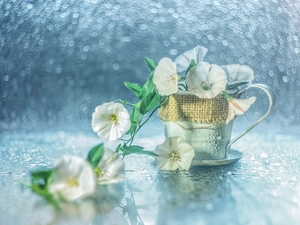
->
1 0 299 132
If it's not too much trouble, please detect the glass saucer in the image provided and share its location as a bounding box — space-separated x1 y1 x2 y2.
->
191 149 243 167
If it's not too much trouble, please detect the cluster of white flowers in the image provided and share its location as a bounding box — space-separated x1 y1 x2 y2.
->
30 147 125 204
153 46 256 124
30 46 258 207
90 46 256 172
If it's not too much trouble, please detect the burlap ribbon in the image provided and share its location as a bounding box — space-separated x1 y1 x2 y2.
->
158 94 229 123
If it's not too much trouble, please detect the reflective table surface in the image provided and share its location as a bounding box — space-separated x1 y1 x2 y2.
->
1 123 300 225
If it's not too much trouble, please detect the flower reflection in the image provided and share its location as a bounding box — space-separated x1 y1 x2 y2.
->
48 182 126 224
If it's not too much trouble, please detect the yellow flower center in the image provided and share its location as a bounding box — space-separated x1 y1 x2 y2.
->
67 178 79 187
169 150 181 161
109 113 118 124
94 167 105 178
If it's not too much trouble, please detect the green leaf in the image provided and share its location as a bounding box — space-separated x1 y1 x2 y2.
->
145 92 160 112
29 183 60 209
124 82 143 98
138 91 160 115
122 145 157 157
115 143 122 153
141 72 155 97
30 169 53 187
126 106 140 134
185 59 197 76
144 57 158 71
86 143 104 168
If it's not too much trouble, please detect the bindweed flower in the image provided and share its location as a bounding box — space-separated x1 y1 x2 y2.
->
48 156 96 201
175 46 208 73
222 64 254 95
154 137 195 171
92 102 131 142
186 62 227 98
95 148 125 184
221 64 254 86
153 57 179 96
225 94 257 124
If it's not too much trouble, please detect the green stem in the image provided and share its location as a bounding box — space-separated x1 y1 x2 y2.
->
115 99 135 107
120 95 168 155
127 106 158 146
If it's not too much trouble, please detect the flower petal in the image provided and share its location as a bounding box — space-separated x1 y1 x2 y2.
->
175 46 208 73
153 57 178 96
48 156 96 201
221 64 254 85
91 102 131 141
226 96 256 124
154 137 195 171
96 149 125 184
186 62 227 98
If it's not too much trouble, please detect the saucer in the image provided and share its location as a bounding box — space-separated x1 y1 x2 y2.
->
191 150 243 167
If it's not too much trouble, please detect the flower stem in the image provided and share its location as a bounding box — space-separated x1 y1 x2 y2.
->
115 99 135 107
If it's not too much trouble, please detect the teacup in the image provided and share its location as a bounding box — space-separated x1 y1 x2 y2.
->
158 84 276 162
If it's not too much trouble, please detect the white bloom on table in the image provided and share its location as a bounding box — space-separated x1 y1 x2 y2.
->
154 137 195 171
221 64 254 86
225 95 257 124
95 148 125 184
175 46 208 73
48 156 96 201
153 57 179 96
186 62 227 98
92 102 131 142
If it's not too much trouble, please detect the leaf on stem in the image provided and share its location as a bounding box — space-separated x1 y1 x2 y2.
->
185 59 197 76
141 72 155 97
145 57 158 72
29 183 60 209
29 169 59 208
127 106 140 135
122 145 158 157
139 92 160 115
86 143 104 169
124 82 143 98
30 169 53 187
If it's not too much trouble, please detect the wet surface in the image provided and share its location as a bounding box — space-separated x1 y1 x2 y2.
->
1 124 299 225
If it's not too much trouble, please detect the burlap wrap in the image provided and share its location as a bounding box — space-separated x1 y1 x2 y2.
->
158 94 229 123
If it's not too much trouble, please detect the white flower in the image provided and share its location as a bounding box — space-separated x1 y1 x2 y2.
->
175 46 208 73
225 95 256 124
221 64 254 86
154 137 195 171
92 102 131 142
95 148 125 184
186 62 227 98
153 57 179 96
48 156 96 201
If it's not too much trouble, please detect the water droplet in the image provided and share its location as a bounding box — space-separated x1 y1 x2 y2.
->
170 49 177 55
113 63 120 70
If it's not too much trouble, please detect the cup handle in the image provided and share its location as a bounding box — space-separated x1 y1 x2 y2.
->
226 83 276 153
